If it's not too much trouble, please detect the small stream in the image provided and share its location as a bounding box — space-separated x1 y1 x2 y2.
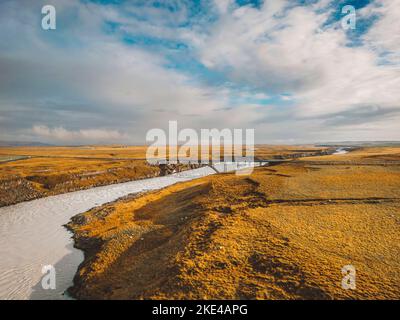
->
332 147 350 155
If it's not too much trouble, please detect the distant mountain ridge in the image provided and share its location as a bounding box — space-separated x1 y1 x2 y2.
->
0 140 52 147
316 141 400 147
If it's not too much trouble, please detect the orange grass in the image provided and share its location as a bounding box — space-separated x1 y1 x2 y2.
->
67 147 400 299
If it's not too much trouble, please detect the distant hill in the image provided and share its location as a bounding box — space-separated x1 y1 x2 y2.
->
316 141 400 147
0 140 52 147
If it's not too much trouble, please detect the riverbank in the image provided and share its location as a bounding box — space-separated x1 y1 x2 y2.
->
67 147 400 299
0 145 333 207
0 167 216 299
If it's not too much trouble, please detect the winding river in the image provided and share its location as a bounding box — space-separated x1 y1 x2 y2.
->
0 150 348 300
332 147 350 155
0 167 216 300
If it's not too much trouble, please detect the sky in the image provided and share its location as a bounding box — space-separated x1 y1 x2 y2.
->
0 0 399 145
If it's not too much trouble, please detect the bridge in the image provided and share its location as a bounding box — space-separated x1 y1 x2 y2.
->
144 147 343 175
151 159 283 175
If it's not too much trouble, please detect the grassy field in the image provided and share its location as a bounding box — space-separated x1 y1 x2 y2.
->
0 146 160 207
0 145 330 207
0 155 30 163
0 145 149 159
67 147 400 299
0 145 328 158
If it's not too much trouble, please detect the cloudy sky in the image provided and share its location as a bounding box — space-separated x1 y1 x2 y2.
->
0 0 399 144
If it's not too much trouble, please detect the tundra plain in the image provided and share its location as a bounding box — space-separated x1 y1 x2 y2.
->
0 145 328 207
66 147 400 300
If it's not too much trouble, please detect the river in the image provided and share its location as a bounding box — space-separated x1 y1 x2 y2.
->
332 147 350 155
0 150 346 300
0 167 216 300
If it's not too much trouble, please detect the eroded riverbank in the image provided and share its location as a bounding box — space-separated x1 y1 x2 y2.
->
0 167 216 299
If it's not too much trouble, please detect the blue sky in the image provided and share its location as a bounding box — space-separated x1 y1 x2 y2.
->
0 0 399 144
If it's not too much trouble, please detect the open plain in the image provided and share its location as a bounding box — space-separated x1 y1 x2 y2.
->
0 145 330 207
66 147 400 299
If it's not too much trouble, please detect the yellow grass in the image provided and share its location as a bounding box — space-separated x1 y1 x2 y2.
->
0 146 159 206
0 145 331 206
0 145 149 159
301 146 400 162
67 147 400 299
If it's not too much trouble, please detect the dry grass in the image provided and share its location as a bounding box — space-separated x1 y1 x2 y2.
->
0 145 330 207
0 145 330 161
301 146 400 162
67 147 400 300
254 144 330 159
0 146 160 206
0 145 149 159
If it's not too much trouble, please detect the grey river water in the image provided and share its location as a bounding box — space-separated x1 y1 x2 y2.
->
0 167 216 300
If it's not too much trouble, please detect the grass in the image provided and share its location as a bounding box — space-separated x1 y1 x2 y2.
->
0 145 331 207
300 146 400 162
67 146 400 299
0 155 29 163
0 146 160 206
0 145 149 159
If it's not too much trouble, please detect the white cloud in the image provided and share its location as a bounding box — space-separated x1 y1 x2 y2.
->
361 0 400 64
190 0 400 130
32 125 127 143
0 0 256 141
1 0 400 144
